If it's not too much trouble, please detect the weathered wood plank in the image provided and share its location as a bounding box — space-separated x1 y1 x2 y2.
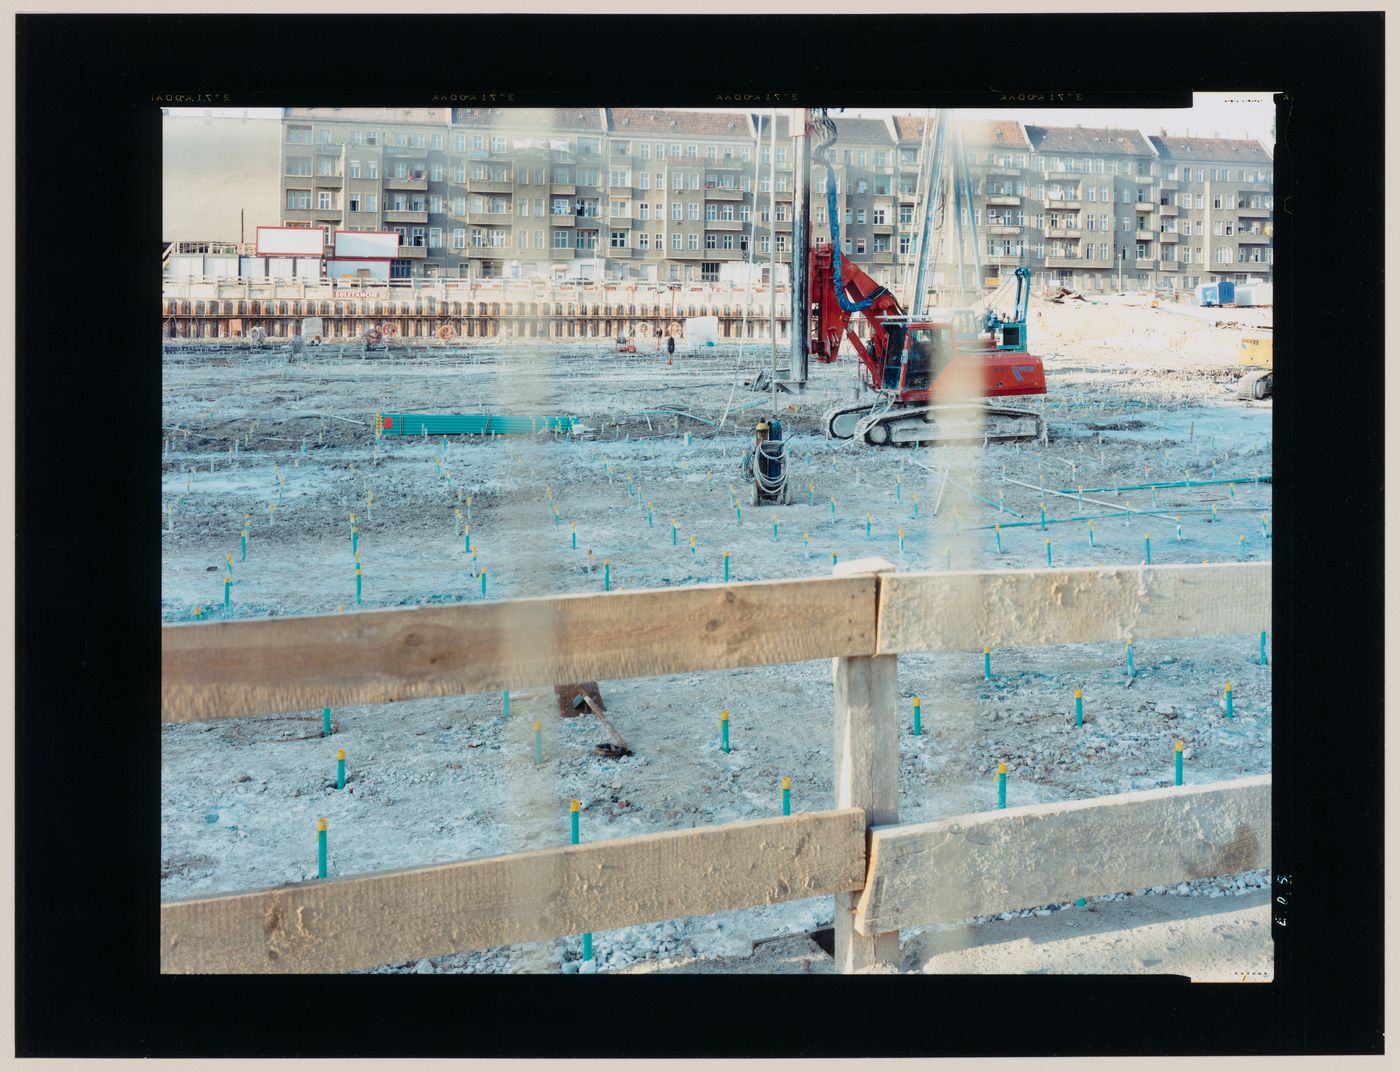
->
876 562 1270 654
163 575 876 723
830 557 901 973
162 808 867 974
854 776 1271 936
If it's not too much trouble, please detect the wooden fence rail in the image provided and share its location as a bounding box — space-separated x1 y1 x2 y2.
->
160 561 1271 973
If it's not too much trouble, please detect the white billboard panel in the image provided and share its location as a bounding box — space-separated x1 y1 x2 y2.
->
333 231 399 259
256 226 325 256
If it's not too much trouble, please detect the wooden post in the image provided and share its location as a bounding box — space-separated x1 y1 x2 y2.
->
831 556 900 973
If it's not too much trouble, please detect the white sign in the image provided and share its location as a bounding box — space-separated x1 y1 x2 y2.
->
256 226 324 257
333 231 400 259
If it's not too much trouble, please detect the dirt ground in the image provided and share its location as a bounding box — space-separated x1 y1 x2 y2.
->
161 291 1273 975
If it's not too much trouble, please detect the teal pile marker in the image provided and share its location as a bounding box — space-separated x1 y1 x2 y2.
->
997 763 1007 808
1075 689 1083 727
772 516 779 543
912 696 922 737
898 528 905 556
913 494 919 520
1144 533 1152 564
1087 522 1095 548
866 513 872 539
603 559 610 591
721 710 731 754
647 502 653 528
781 776 791 816
1126 641 1135 676
570 801 593 965
983 646 992 680
336 749 346 790
241 528 248 561
224 573 231 608
317 818 328 879
804 533 810 558
1174 740 1184 786
480 568 487 597
571 521 577 549
995 525 1002 554
830 496 837 520
502 690 510 719
832 549 838 567
895 476 902 504
322 707 332 737
1175 517 1182 541
1040 503 1046 532
533 720 543 767
1045 538 1052 566
722 552 729 582
807 483 814 506
1224 682 1234 719
672 519 678 546
1259 630 1268 666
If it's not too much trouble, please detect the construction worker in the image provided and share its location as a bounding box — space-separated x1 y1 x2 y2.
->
667 332 675 357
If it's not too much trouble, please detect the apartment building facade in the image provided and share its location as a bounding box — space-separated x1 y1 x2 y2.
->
276 107 1272 293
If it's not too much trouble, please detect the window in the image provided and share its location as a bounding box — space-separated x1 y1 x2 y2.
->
609 170 630 187
759 235 770 254
689 173 700 190
897 205 913 224
451 228 466 248
673 173 685 191
856 179 868 195
640 144 650 160
855 149 864 166
874 236 889 253
720 203 735 221
855 208 866 224
855 238 865 254
875 151 887 167
286 189 311 210
638 173 650 190
286 157 312 176
638 203 650 221
610 199 627 218
721 234 734 250
672 233 683 250
287 125 312 144
704 233 716 250
687 233 699 250
874 176 891 195
672 202 683 221
688 202 700 220
740 204 752 223
317 158 335 177
367 161 378 179
610 231 628 248
366 193 377 212
637 232 649 250
686 144 698 158
429 227 443 248
898 235 911 255
553 229 570 248
1136 243 1148 259
575 230 597 250
519 199 529 217
705 203 718 222
552 198 570 215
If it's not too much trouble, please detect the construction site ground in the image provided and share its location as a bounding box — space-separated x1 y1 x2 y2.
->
161 292 1274 976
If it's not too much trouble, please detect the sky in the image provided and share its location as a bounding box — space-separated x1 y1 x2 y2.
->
169 93 1277 148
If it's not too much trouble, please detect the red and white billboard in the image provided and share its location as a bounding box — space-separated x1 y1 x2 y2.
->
255 226 325 257
333 230 400 259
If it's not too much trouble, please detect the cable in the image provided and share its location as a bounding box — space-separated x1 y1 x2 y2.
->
750 437 788 500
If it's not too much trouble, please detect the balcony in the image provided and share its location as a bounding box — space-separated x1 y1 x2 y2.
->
551 183 576 196
315 142 343 155
1159 203 1179 216
986 195 1021 207
1135 257 1157 268
868 252 895 265
315 175 344 189
313 207 343 221
397 245 427 259
1158 261 1181 272
1237 204 1272 217
984 254 1024 266
704 186 744 201
1044 256 1088 269
1136 202 1156 213
606 217 633 230
774 188 794 201
871 223 895 236
1236 230 1271 243
468 180 514 194
986 225 1022 235
1159 179 1179 191
466 213 513 227
701 249 743 261
605 247 634 259
549 213 578 227
986 167 1021 177
547 248 576 259
282 208 315 223
1237 180 1271 193
705 219 745 232
1158 231 1180 243
384 209 429 224
1046 227 1082 239
385 176 428 191
384 145 431 160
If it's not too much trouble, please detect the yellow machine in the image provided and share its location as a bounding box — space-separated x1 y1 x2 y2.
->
1237 331 1273 399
